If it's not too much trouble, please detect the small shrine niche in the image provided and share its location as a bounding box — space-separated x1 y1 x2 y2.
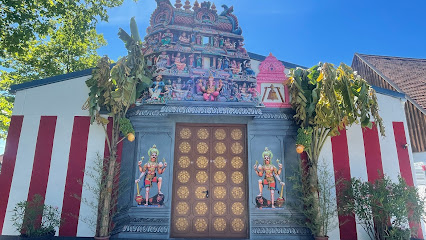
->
256 53 290 108
139 0 258 105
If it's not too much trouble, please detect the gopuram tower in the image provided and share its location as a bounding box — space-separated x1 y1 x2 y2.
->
140 0 258 104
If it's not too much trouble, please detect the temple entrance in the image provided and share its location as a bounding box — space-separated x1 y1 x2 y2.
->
171 124 248 238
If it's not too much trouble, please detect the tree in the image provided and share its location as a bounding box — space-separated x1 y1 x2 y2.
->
0 0 133 139
0 0 127 57
288 63 385 237
85 17 151 237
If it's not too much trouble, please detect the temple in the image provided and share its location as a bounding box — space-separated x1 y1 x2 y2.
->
0 0 424 239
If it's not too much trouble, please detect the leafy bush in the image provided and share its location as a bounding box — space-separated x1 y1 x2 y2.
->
339 175 425 240
11 194 62 237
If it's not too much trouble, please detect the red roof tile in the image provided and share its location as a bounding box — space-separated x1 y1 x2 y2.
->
357 54 426 111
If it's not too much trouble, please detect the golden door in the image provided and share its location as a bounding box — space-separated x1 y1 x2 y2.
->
171 124 248 238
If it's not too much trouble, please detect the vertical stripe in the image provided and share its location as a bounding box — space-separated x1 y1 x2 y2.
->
26 116 57 202
2 115 40 235
393 121 423 238
0 116 24 233
77 122 106 237
59 116 91 236
331 129 358 240
362 123 384 183
44 116 74 236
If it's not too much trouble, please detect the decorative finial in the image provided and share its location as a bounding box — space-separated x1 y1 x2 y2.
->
183 0 191 11
211 2 216 11
175 0 182 9
269 53 273 56
193 0 200 10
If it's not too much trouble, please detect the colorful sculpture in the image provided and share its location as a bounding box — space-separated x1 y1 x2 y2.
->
199 76 223 101
141 1 258 104
161 29 173 46
173 53 186 71
135 145 167 206
149 75 166 100
254 147 284 208
179 32 190 44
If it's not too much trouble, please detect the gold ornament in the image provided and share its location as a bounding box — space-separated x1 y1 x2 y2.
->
214 129 226 140
195 186 207 199
231 202 244 215
231 142 243 154
231 156 243 169
231 218 244 232
197 128 209 139
195 202 208 215
175 218 189 231
176 202 189 215
177 186 189 199
215 142 226 154
214 218 226 231
197 142 209 154
179 142 191 153
214 201 226 215
214 171 226 183
196 156 208 168
214 156 226 168
180 128 192 139
231 187 244 199
196 171 208 183
231 171 244 184
213 186 226 199
178 170 190 183
194 218 208 232
231 129 242 140
178 156 190 168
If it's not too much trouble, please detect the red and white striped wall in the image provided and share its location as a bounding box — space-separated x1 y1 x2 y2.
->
0 76 112 237
0 74 423 239
322 94 424 240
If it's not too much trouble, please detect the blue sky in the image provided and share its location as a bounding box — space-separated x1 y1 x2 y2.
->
96 0 426 68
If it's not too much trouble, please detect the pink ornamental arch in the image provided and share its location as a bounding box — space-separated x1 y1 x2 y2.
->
256 53 290 108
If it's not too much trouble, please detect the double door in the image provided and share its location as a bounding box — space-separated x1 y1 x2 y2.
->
171 124 248 238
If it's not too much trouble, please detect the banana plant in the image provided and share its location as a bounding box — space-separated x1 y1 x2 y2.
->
288 62 385 237
85 17 151 237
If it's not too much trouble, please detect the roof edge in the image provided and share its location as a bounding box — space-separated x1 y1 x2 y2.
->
372 86 405 99
247 52 306 69
355 53 426 115
10 68 94 93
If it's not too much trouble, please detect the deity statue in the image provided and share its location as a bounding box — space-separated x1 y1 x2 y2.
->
191 33 196 43
231 60 241 74
172 53 186 71
217 58 222 70
149 75 166 100
196 55 202 68
155 52 169 70
237 40 247 54
188 54 195 68
172 78 186 100
222 57 230 69
219 36 224 48
224 38 233 49
242 60 255 76
199 76 223 101
179 32 190 44
135 145 167 206
196 34 202 45
213 35 220 47
161 30 173 46
253 147 283 208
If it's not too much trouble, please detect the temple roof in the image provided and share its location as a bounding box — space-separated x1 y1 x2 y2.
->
355 53 426 111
